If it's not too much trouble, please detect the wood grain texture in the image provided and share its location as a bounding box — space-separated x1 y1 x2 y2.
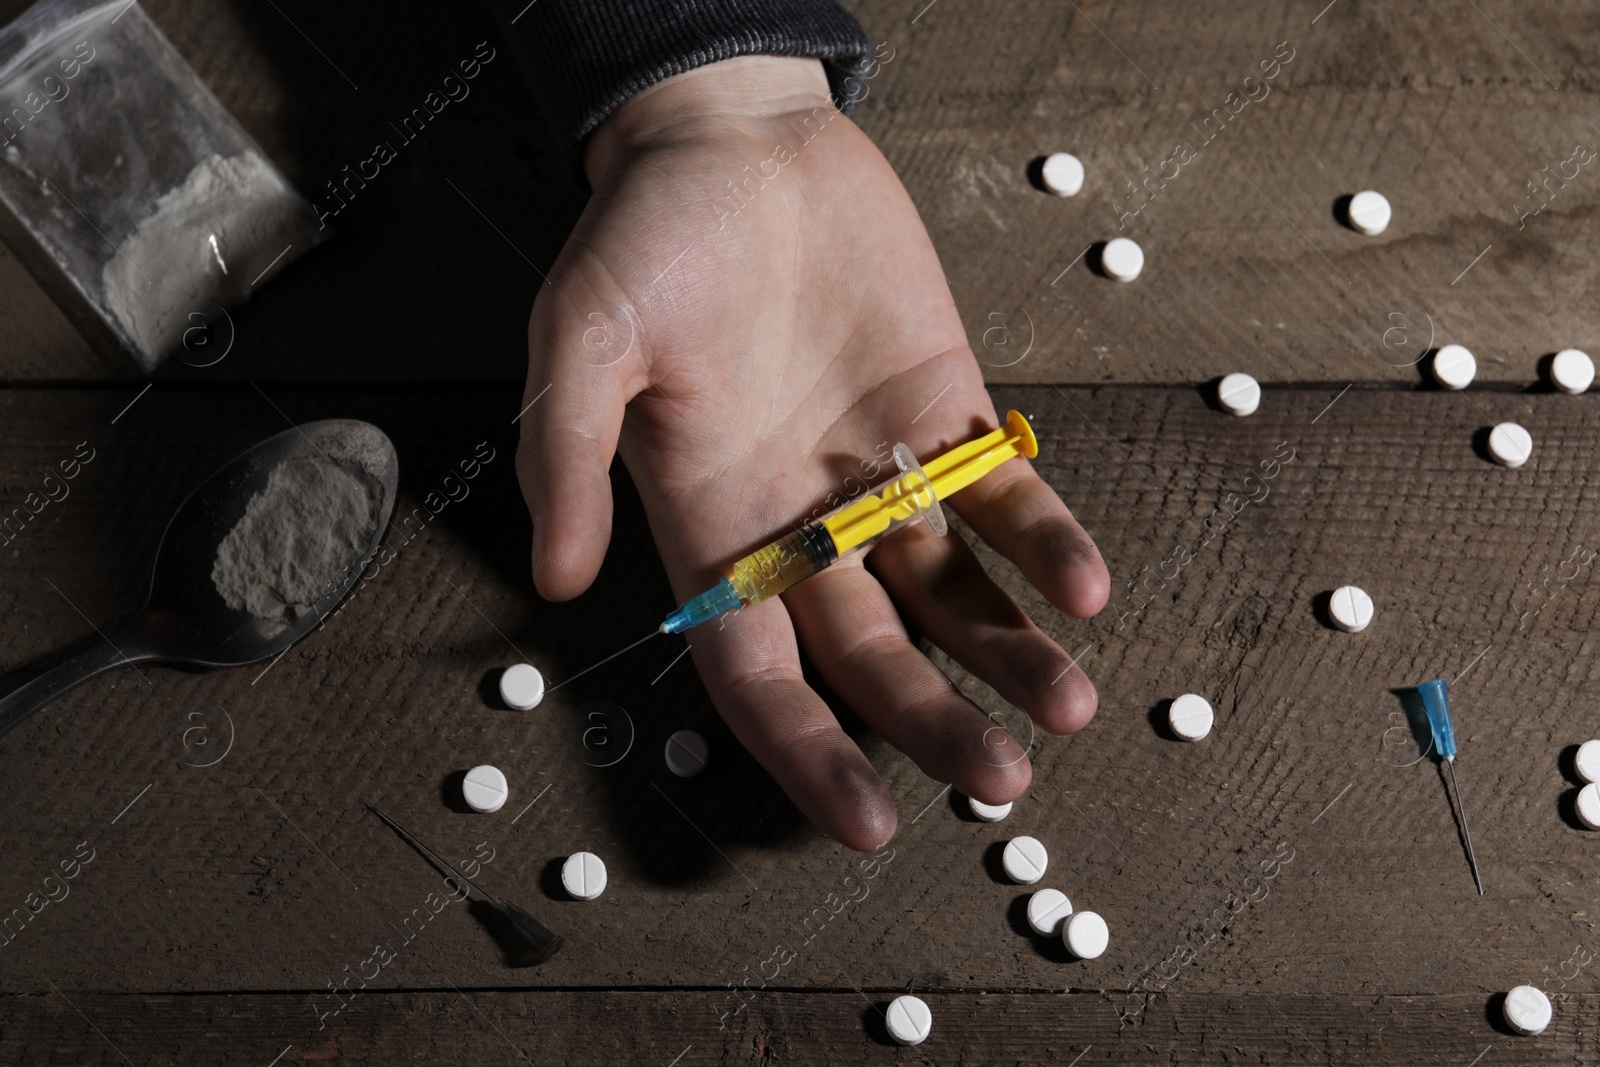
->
4 0 1598 383
0 991 1580 1066
1 384 1597 1041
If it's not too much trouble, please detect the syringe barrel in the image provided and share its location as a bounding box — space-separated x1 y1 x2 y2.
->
726 521 839 606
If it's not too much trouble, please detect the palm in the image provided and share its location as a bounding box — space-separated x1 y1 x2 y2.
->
518 61 1108 849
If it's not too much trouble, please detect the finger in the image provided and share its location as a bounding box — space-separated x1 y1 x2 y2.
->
946 458 1110 619
783 558 1033 807
515 270 648 601
867 521 1097 735
690 601 896 850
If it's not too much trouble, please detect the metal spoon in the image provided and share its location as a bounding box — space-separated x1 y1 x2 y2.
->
0 419 398 739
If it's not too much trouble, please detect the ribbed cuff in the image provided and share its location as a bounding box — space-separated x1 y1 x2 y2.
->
484 0 875 188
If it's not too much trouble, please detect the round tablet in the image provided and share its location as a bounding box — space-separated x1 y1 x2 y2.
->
1576 739 1600 783
500 663 545 710
885 994 932 1046
664 729 709 777
1101 237 1144 282
967 796 1013 822
1431 344 1476 390
1063 909 1109 959
1217 372 1261 416
1347 190 1391 235
1552 348 1595 395
1489 422 1533 468
1329 585 1375 633
561 851 607 900
1503 984 1552 1035
1002 835 1049 884
1026 888 1074 936
461 764 508 813
1168 693 1214 742
1041 152 1085 197
1577 783 1600 830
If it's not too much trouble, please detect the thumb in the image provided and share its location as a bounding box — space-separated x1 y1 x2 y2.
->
516 287 645 601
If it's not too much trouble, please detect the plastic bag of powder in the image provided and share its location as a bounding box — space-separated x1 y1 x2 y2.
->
0 0 326 370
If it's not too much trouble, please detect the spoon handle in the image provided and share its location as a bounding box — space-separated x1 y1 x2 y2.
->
0 637 146 741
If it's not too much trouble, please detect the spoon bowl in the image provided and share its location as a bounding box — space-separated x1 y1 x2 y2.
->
0 419 398 740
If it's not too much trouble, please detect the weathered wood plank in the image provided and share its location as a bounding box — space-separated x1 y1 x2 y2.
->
0 991 1584 1066
2 384 1597 1016
6 1 1600 384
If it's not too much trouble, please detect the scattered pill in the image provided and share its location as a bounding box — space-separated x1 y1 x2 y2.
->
1101 237 1144 282
1552 348 1594 394
1168 693 1214 742
1347 190 1391 235
664 729 709 777
461 764 508 813
1576 740 1600 784
1063 909 1109 959
967 796 1013 822
1026 888 1074 936
1329 585 1375 633
885 994 933 1046
1577 783 1600 830
500 663 545 710
1488 422 1533 468
1217 372 1261 416
1502 984 1552 1035
1002 835 1049 884
1431 344 1476 390
561 851 607 900
1041 152 1085 197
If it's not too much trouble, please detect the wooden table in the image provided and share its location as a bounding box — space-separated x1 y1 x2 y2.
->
4 2 1598 1063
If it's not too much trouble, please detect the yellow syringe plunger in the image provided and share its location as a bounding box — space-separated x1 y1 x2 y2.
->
821 409 1037 554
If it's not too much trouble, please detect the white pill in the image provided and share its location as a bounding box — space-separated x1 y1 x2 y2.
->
1577 783 1600 830
1041 152 1085 197
1101 237 1144 282
1168 693 1214 742
967 796 1013 822
885 994 932 1045
1431 344 1476 390
1217 372 1261 416
1552 348 1594 394
1002 835 1048 884
664 729 709 777
1576 740 1600 784
561 851 607 900
1329 585 1375 633
1347 190 1391 235
462 764 509 813
1063 909 1109 959
500 663 545 710
1489 422 1533 468
1503 984 1552 1035
1026 888 1074 936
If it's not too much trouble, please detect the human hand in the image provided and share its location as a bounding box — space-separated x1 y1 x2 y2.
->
515 55 1109 850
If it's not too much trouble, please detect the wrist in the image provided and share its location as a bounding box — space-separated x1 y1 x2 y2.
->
584 56 832 186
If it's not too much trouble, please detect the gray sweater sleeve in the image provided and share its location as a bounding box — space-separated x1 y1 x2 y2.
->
482 0 875 186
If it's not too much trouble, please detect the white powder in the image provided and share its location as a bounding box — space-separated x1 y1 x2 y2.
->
212 455 379 620
101 151 312 368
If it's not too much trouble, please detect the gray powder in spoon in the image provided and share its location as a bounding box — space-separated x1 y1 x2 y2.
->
212 455 379 620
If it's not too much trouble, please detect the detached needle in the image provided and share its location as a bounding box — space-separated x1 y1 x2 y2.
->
1418 679 1485 896
363 801 564 960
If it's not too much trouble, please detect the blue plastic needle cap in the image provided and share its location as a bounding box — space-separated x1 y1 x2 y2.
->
1418 679 1458 760
662 578 741 634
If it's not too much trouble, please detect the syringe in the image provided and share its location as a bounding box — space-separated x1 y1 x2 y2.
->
1418 678 1484 896
661 411 1039 634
